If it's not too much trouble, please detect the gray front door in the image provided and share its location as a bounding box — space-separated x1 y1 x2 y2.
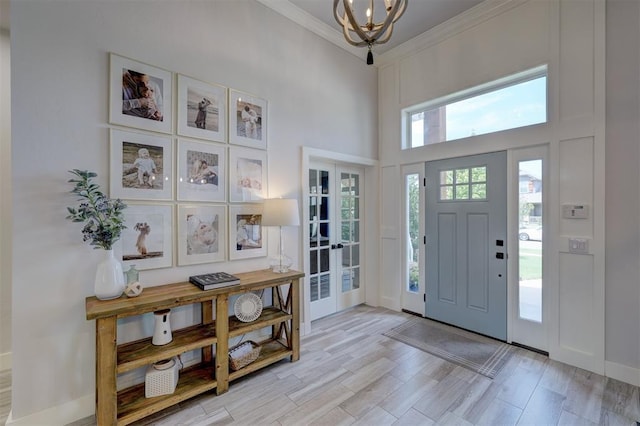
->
425 151 507 340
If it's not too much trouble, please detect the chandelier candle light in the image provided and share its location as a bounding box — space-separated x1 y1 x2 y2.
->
262 198 300 273
333 0 407 64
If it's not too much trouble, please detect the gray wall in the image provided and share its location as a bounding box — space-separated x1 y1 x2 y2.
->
605 0 640 372
10 0 377 422
0 28 11 370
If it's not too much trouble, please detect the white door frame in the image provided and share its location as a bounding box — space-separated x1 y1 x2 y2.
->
400 163 425 316
301 147 378 335
507 145 549 351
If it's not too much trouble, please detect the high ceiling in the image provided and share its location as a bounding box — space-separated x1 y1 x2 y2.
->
260 0 484 57
0 1 486 57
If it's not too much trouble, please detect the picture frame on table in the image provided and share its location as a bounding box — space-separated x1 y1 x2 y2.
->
109 53 173 134
116 203 173 271
109 129 173 201
177 204 227 265
177 138 226 202
177 74 227 142
229 204 266 260
229 89 267 150
229 146 267 203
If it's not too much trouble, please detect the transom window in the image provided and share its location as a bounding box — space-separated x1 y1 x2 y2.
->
403 66 547 149
439 166 487 201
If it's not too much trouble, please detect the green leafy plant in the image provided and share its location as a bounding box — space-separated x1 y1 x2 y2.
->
66 169 127 250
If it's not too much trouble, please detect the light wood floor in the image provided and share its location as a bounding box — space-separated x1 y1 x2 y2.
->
0 369 9 426
10 305 640 425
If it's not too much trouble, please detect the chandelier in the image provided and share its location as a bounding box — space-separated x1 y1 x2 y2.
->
333 0 407 65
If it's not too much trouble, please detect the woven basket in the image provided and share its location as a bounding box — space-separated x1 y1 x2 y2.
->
229 341 261 371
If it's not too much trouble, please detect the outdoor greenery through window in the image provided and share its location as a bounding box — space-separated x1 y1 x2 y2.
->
439 166 487 201
406 174 420 293
404 66 547 148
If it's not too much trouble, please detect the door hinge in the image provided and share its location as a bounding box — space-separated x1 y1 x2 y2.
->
423 235 426 245
423 294 426 302
423 177 427 187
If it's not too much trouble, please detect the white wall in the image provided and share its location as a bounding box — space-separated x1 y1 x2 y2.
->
376 0 633 380
10 0 377 422
0 28 11 370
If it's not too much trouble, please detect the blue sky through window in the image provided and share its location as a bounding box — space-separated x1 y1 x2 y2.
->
410 75 547 146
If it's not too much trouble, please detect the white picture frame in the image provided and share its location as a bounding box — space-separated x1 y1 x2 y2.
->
229 89 267 150
177 74 227 143
177 139 226 202
177 204 227 265
116 203 173 271
109 53 173 134
110 129 173 201
229 204 266 260
229 146 267 202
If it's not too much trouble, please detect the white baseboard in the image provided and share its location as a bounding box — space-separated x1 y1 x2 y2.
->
0 351 11 370
379 296 401 312
5 394 94 426
605 360 640 387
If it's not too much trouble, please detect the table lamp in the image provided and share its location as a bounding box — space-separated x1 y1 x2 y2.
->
262 198 300 273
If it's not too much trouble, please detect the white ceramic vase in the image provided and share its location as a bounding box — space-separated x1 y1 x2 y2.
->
94 249 125 300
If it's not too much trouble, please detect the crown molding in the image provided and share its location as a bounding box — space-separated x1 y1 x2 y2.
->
257 0 526 68
255 0 366 61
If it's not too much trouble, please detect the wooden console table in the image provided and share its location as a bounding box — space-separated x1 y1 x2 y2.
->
85 269 303 426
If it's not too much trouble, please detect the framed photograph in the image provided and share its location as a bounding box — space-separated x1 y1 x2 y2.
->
229 89 267 149
177 74 227 142
177 139 226 202
116 203 173 271
109 53 173 134
229 205 266 260
177 204 226 265
110 129 173 200
229 146 267 202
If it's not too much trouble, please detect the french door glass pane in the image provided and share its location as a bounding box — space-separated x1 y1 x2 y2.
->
310 276 318 301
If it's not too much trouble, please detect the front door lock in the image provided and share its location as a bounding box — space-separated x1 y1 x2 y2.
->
331 243 344 250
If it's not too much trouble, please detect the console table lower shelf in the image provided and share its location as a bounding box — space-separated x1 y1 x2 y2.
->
85 269 303 426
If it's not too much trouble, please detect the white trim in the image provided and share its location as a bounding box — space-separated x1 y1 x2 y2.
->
303 147 378 168
255 0 363 59
605 361 640 387
0 351 10 370
6 394 94 426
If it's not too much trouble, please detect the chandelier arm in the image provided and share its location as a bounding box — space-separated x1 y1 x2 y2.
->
342 25 370 47
343 0 376 44
333 0 353 29
370 0 405 43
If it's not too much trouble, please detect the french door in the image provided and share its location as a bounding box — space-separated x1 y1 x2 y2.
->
308 162 364 321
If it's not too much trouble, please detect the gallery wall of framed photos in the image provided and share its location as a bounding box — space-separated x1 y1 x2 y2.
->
109 52 270 271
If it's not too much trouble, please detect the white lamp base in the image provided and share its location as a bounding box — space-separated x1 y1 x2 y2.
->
269 253 292 273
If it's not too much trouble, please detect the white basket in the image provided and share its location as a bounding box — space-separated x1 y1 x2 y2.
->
145 357 179 398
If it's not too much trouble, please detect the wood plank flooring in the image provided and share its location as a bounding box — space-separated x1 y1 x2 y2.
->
0 369 9 426
11 305 640 425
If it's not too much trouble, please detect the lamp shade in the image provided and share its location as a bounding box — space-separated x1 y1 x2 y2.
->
261 198 300 227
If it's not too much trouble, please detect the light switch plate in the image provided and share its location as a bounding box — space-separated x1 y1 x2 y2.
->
569 238 589 254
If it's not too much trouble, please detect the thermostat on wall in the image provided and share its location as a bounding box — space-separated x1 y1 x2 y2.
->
562 204 589 219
